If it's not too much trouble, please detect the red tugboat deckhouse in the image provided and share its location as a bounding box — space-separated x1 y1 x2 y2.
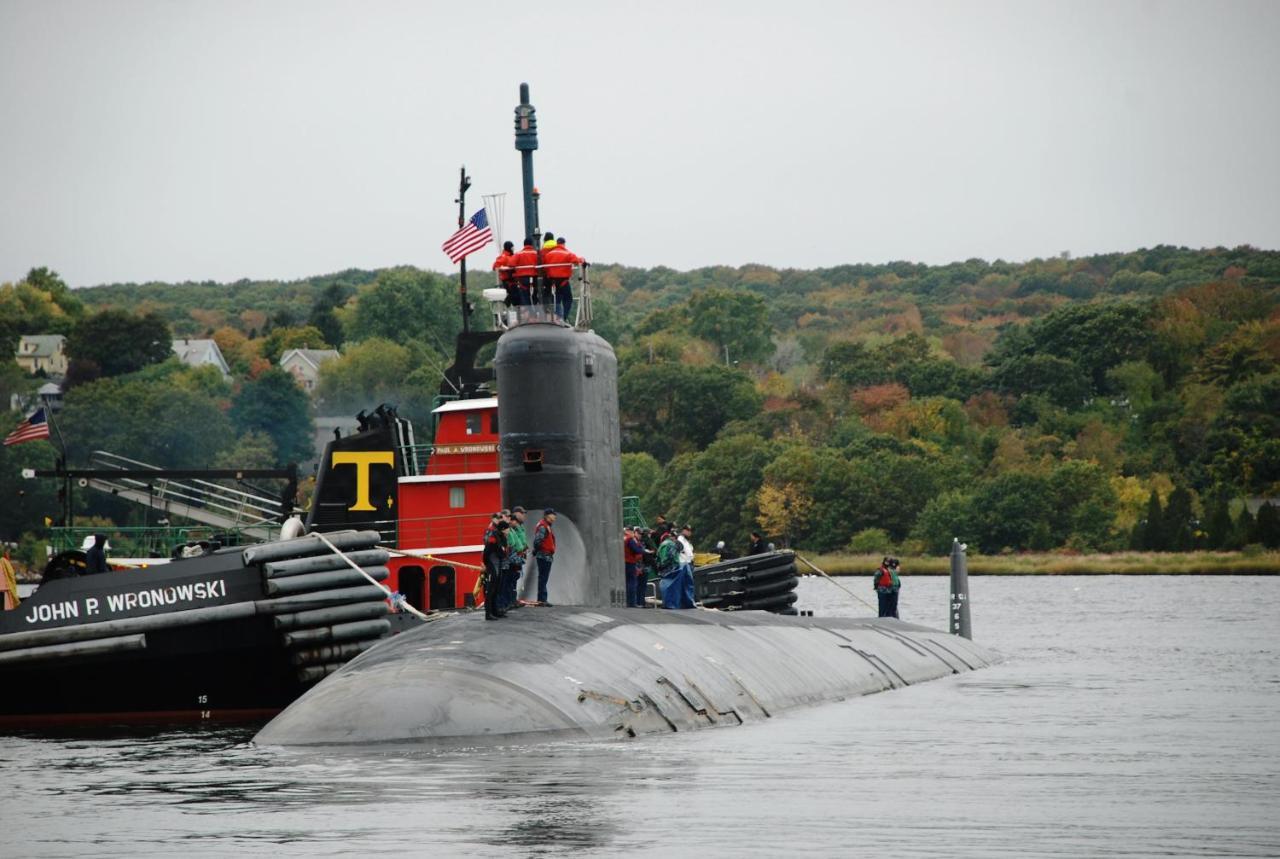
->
387 396 500 613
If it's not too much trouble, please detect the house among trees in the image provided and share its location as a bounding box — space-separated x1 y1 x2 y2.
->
8 381 63 414
15 334 68 376
171 338 230 378
280 348 340 393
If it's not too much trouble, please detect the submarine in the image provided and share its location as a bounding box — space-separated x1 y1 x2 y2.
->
252 84 996 748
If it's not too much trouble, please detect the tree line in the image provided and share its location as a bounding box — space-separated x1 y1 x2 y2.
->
3 244 1279 558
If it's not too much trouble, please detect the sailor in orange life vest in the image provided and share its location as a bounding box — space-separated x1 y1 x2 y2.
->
532 509 557 606
543 236 585 322
492 241 517 306
874 556 902 618
511 238 540 307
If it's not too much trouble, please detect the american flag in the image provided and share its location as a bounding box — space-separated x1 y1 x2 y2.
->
3 407 52 447
441 208 493 263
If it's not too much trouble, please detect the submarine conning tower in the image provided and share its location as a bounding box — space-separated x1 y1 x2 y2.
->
494 323 623 608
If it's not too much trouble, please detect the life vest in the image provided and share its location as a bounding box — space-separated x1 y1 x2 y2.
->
543 244 581 280
535 520 556 555
624 536 643 565
492 250 515 282
512 246 539 278
875 566 899 589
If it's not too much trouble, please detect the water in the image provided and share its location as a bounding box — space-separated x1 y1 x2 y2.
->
2 575 1278 858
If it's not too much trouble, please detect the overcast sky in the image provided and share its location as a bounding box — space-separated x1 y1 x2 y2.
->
1 0 1277 287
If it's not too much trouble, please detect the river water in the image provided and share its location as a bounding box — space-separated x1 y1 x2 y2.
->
2 575 1277 858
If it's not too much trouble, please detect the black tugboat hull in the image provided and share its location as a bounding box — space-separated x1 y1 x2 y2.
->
0 531 399 726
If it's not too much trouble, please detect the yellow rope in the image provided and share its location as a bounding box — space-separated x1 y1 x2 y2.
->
385 546 486 572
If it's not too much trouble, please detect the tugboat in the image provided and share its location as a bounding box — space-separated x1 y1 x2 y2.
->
0 529 394 725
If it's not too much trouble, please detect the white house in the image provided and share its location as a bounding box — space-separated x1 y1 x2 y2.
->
15 334 68 376
171 338 230 378
280 348 340 393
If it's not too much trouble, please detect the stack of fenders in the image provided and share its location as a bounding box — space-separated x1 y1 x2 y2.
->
245 532 396 685
693 550 799 614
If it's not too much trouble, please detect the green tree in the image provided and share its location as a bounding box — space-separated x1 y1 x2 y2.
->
822 341 887 387
308 282 354 348
991 354 1091 408
1137 490 1166 551
347 267 460 350
1204 497 1234 549
59 376 234 467
687 288 774 364
968 472 1056 552
315 338 418 416
618 362 762 459
1047 460 1118 548
621 451 662 515
25 267 84 319
65 309 172 381
1204 374 1280 493
1162 486 1196 551
229 369 315 464
1253 502 1280 549
848 527 892 553
666 434 777 549
910 491 974 555
1021 301 1153 391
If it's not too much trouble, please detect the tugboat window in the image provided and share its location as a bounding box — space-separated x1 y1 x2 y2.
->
490 412 499 434
466 413 481 435
449 486 465 508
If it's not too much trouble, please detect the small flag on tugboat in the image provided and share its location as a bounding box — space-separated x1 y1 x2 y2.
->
441 208 493 263
3 407 51 447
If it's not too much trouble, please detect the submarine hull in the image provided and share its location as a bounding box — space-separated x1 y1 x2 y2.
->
253 607 997 747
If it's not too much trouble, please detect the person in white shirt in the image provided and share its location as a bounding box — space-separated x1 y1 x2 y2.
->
667 525 697 608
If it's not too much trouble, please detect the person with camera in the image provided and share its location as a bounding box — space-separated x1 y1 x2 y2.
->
873 556 902 618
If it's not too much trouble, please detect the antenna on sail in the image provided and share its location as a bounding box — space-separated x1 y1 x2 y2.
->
481 193 506 251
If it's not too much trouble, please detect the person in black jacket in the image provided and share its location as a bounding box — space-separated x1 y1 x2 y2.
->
747 531 768 556
84 534 110 575
483 521 510 620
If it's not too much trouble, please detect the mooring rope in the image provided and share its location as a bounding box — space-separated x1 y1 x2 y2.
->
311 530 432 621
795 554 878 613
384 546 486 572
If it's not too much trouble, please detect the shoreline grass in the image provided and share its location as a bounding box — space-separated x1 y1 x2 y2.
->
798 550 1280 576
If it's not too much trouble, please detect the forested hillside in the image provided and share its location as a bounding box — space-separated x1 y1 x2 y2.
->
3 244 1279 556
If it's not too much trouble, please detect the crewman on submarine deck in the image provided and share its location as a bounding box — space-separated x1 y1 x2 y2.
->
874 556 902 618
657 525 696 609
492 240 517 305
623 526 647 608
511 238 539 308
504 505 529 610
483 517 510 620
532 508 557 606
544 236 585 323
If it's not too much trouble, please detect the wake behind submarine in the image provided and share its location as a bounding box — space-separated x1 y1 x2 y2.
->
255 324 995 748
252 85 996 749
